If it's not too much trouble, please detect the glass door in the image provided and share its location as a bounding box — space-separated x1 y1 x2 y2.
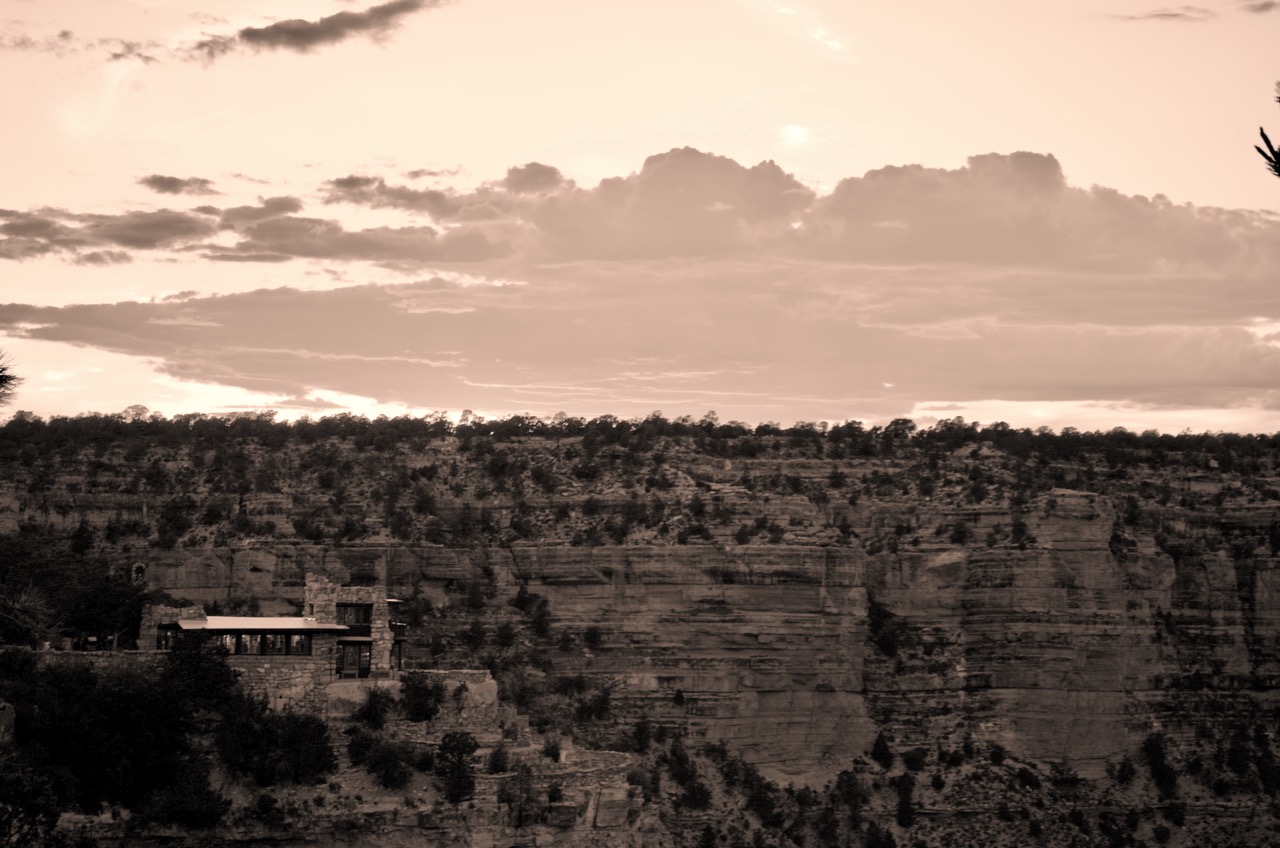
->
337 643 372 678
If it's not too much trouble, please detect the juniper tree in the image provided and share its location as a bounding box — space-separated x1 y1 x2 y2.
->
1257 82 1280 179
0 354 19 408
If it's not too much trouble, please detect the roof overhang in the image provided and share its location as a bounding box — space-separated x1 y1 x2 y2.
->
176 616 349 633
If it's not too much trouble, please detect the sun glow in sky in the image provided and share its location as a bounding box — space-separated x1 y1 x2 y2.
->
2 0 1279 431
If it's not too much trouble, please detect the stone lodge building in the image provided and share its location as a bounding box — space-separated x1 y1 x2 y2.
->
141 574 405 711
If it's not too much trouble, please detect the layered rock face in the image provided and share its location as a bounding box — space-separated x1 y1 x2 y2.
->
8 424 1280 790
127 487 1280 785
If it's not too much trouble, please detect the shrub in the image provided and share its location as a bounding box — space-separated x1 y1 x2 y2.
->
140 762 229 829
864 821 898 848
892 774 915 828
498 764 540 827
867 594 908 657
487 744 510 774
217 708 337 786
413 747 436 773
575 688 611 721
366 742 413 790
1143 733 1179 799
0 751 62 845
1113 755 1136 786
627 766 659 801
680 779 712 810
401 674 447 722
902 747 929 772
347 728 378 766
542 738 562 762
436 732 479 804
1016 767 1041 790
632 718 652 753
530 599 552 638
871 733 894 770
352 688 396 730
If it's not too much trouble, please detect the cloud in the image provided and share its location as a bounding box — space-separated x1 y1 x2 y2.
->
189 0 443 61
203 215 509 264
322 175 463 217
1242 0 1278 10
73 250 133 266
6 147 1280 284
528 147 815 259
405 167 460 179
0 208 216 261
502 163 565 194
6 260 1280 423
218 196 305 229
0 29 76 55
7 147 1280 425
138 175 218 195
803 151 1280 270
106 40 158 63
1117 5 1215 20
0 30 158 63
80 210 218 249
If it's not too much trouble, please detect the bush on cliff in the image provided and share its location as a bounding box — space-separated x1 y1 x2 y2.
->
401 673 447 722
0 659 229 827
217 697 336 786
352 687 396 729
0 750 62 848
1143 733 1179 799
366 741 414 790
436 731 479 804
871 733 894 770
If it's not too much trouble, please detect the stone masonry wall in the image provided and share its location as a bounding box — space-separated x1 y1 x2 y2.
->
228 639 337 713
306 574 396 675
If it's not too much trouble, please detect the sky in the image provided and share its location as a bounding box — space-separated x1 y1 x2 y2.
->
2 0 1279 432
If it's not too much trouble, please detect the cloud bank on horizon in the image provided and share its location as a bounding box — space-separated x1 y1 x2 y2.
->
4 146 1280 428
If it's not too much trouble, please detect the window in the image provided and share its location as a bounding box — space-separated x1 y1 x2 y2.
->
156 626 178 650
336 604 373 625
242 634 263 655
219 634 238 654
264 634 287 655
289 634 312 655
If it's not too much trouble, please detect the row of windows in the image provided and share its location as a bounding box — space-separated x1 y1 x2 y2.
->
155 629 313 656
221 633 313 656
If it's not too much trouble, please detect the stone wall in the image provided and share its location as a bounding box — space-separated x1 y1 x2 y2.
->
138 604 205 650
306 574 396 675
36 649 167 678
228 640 337 713
371 670 507 746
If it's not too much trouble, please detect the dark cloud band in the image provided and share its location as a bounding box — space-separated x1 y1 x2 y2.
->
138 175 218 195
190 0 444 61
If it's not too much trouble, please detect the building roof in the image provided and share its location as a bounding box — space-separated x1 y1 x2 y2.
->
177 616 350 633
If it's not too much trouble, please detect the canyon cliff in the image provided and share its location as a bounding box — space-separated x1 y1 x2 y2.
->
5 414 1280 846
